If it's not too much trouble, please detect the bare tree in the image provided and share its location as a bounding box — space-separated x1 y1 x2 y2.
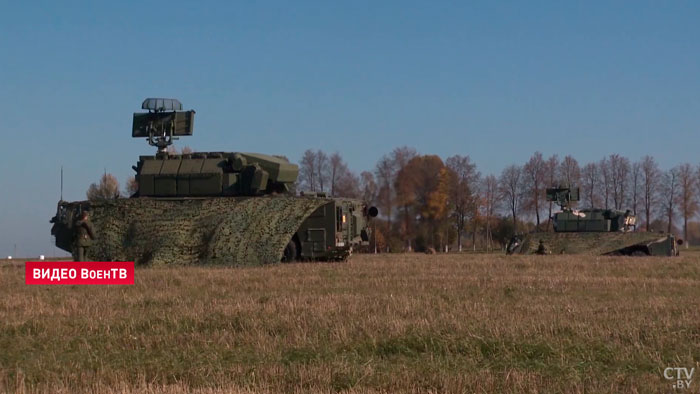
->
581 162 599 208
329 152 343 196
181 146 193 154
329 152 353 197
335 170 361 198
359 171 378 204
299 149 317 191
640 156 660 231
392 146 418 171
676 163 697 246
559 155 581 187
446 155 480 252
598 157 612 209
482 175 499 251
609 154 630 210
629 162 642 216
499 165 523 232
544 155 559 230
315 150 329 192
523 152 545 230
660 168 679 234
375 155 395 237
86 173 121 201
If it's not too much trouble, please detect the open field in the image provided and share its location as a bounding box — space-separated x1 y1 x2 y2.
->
1 253 699 393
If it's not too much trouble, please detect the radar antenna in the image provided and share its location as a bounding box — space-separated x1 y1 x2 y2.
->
545 185 580 211
132 98 195 155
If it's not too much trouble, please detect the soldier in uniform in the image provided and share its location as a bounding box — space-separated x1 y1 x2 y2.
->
535 239 548 255
73 211 96 261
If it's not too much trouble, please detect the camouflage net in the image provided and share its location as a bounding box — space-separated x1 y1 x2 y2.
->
517 231 673 255
79 197 328 266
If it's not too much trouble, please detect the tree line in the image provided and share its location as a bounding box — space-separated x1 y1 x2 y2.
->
298 148 700 252
87 146 699 252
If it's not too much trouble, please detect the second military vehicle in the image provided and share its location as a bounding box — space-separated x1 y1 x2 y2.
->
50 98 377 265
507 186 680 256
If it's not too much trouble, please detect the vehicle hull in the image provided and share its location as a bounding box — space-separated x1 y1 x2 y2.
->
508 232 680 256
51 196 369 265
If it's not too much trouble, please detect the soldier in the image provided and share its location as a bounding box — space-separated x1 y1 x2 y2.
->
535 239 548 255
73 211 96 261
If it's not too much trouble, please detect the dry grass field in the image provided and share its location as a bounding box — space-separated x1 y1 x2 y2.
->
1 253 699 393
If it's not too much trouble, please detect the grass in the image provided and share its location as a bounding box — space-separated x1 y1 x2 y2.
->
1 253 699 393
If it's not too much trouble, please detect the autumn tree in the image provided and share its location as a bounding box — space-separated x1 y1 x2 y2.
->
395 155 449 251
375 147 418 250
640 155 660 231
445 155 480 251
499 165 524 232
676 163 697 246
86 173 120 201
125 176 138 196
392 147 418 247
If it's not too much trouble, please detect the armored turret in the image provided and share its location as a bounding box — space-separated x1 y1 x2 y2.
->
546 186 635 233
131 98 298 197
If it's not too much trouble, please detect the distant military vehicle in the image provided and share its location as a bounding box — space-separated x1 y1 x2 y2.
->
507 186 680 256
50 98 377 265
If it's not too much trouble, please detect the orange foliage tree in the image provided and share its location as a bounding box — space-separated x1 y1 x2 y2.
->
395 155 451 251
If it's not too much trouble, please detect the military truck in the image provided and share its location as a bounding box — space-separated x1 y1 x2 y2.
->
506 186 680 256
50 98 377 265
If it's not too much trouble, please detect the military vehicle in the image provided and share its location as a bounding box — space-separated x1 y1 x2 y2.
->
50 98 378 265
506 186 681 256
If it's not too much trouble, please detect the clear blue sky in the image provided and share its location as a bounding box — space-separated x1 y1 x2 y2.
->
1 1 699 257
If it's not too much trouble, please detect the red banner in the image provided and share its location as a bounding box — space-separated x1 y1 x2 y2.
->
25 262 135 285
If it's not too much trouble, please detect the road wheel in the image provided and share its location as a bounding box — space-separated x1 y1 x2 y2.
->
282 240 297 263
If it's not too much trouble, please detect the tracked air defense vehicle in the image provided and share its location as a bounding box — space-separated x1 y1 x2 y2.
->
50 98 377 265
506 186 680 256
